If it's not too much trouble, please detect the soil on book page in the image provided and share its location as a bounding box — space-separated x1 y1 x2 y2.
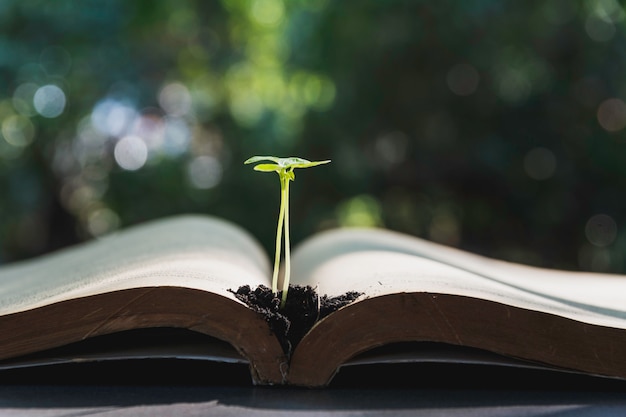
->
231 285 361 355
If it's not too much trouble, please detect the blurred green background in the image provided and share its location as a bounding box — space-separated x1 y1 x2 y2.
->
1 0 625 274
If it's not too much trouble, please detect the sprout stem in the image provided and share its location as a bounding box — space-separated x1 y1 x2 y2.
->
281 176 291 308
271 178 286 293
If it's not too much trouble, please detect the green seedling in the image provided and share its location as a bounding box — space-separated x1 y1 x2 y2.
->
244 156 331 308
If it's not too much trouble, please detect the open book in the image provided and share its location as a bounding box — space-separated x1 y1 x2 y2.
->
1 214 626 387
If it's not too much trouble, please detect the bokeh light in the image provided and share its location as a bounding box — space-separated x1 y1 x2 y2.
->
187 155 223 189
250 0 285 28
114 135 148 171
86 207 120 237
12 83 39 117
162 117 192 156
374 131 408 169
336 195 383 228
523 147 557 181
33 85 66 118
39 46 72 77
585 15 616 41
1 115 35 148
446 63 480 96
585 214 618 247
158 82 192 117
91 98 137 138
597 98 626 132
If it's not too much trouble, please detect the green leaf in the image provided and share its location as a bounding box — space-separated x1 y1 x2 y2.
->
245 155 331 171
278 157 312 167
289 159 331 169
244 156 281 165
253 163 280 172
245 155 330 182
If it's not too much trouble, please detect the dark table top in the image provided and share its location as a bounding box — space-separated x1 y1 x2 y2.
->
3 384 626 417
2 359 626 416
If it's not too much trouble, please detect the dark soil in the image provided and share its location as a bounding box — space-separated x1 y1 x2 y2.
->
230 285 362 355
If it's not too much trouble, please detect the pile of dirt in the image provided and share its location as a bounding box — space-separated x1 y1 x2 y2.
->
231 285 361 355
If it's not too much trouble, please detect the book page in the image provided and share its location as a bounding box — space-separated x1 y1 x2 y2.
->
291 227 626 328
0 215 270 315
0 328 248 370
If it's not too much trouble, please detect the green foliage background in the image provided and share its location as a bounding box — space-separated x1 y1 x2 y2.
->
1 0 626 274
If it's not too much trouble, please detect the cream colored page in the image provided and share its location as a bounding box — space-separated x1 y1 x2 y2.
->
0 215 270 315
291 228 626 328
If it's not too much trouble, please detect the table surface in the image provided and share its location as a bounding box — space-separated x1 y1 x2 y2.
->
1 359 626 417
3 384 626 417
